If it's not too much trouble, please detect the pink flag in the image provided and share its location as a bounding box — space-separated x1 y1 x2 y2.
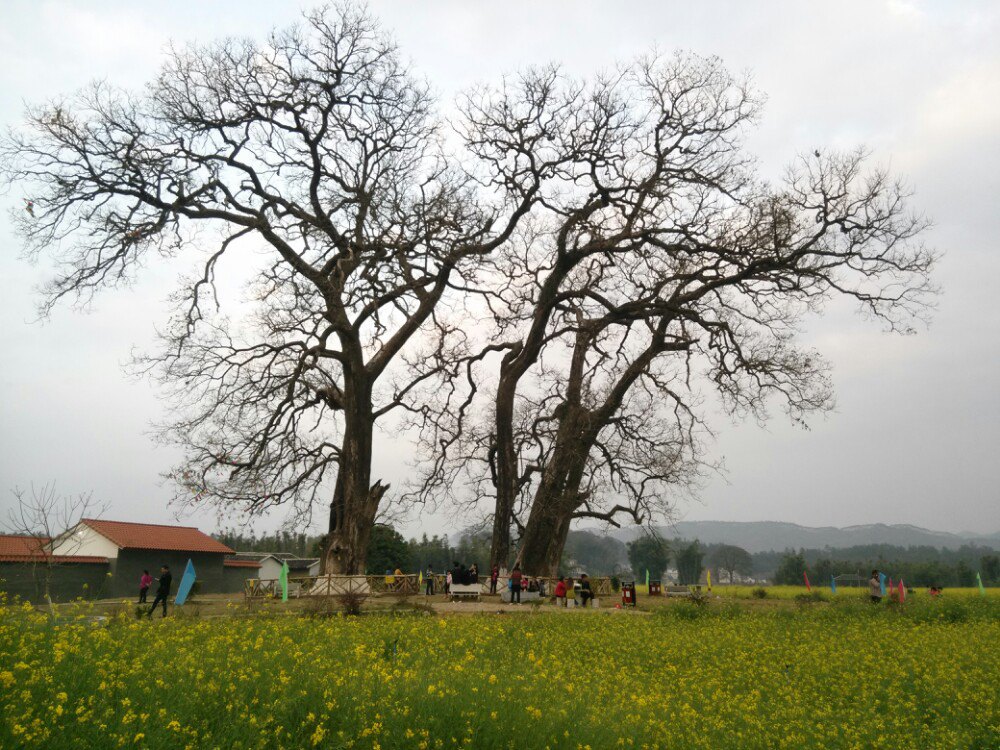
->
898 580 905 603
803 572 811 591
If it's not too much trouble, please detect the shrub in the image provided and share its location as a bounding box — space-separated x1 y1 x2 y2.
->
751 587 768 599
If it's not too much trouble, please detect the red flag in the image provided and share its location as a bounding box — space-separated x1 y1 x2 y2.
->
803 571 811 591
898 580 905 603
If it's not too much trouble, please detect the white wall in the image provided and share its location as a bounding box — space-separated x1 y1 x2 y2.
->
257 557 283 581
49 523 119 559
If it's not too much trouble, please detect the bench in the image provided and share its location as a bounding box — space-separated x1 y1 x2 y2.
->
449 583 482 601
664 585 692 597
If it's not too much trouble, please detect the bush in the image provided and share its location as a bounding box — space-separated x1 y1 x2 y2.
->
794 591 827 605
751 587 768 599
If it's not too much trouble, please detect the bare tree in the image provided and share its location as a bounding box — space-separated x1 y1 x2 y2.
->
1 5 535 573
4 484 106 606
709 544 753 583
409 53 936 573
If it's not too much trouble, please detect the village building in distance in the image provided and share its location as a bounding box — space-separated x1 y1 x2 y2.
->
0 519 265 602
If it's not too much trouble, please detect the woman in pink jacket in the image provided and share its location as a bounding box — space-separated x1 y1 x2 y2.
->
139 569 152 604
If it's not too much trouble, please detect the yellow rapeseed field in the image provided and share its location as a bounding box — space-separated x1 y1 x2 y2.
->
0 593 997 749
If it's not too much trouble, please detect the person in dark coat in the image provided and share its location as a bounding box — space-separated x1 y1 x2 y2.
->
147 565 172 618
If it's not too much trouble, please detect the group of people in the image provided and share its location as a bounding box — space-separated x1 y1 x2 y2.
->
508 566 594 606
421 562 596 607
138 565 172 618
868 569 942 602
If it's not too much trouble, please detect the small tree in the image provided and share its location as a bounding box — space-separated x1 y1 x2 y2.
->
4 484 106 606
627 535 670 582
980 555 1000 585
774 550 808 585
709 544 753 583
365 524 410 574
675 540 705 586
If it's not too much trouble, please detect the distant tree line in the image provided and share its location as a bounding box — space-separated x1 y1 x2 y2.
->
217 523 998 588
771 547 1000 587
214 528 322 559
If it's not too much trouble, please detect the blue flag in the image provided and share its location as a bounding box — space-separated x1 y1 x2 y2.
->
878 572 886 597
830 575 837 594
174 559 197 605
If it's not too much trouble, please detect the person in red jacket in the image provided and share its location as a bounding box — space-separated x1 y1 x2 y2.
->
553 576 567 607
489 565 499 595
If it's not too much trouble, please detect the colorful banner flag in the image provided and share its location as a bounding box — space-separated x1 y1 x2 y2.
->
879 572 886 597
977 572 986 596
279 561 289 603
645 569 649 587
174 559 196 606
803 571 811 591
706 569 712 590
419 571 423 585
898 580 905 603
830 575 837 594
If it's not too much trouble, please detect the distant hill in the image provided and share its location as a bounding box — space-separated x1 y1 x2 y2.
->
606 520 1000 553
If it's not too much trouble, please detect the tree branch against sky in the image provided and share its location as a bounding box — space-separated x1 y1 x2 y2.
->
0 3 537 573
404 53 936 574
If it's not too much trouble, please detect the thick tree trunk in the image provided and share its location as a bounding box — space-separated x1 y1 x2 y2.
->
517 405 592 576
518 498 573 576
322 375 386 575
490 373 519 569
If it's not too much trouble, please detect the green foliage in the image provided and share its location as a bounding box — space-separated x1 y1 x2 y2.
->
750 587 768 599
626 535 670 582
675 540 704 586
982 554 1000 584
366 525 411 574
774 551 808 585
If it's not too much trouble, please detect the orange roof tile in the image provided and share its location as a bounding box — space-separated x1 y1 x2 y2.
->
0 535 49 556
81 519 234 554
223 558 262 568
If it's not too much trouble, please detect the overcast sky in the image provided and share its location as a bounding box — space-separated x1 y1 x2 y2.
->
1 0 997 540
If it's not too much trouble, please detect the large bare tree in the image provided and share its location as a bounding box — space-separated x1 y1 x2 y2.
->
408 54 935 573
1 5 533 573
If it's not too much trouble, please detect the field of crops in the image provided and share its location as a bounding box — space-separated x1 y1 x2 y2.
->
1 594 997 749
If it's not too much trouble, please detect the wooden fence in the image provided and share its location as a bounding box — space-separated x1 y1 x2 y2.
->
244 574 614 600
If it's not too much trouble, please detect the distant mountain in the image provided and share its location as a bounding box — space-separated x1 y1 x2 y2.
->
605 520 1000 553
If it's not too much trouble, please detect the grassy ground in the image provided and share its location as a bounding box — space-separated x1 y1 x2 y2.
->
1 590 997 749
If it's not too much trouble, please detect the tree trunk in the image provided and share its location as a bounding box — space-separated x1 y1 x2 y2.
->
518 497 573 576
322 375 386 575
516 404 592 576
490 372 520 569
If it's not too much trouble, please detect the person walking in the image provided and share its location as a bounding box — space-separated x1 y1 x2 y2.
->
490 565 499 595
509 565 522 604
425 567 435 596
445 570 452 596
869 569 882 604
147 565 172 618
138 569 152 604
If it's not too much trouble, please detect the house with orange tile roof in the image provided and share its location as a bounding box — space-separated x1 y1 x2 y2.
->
1 519 259 601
